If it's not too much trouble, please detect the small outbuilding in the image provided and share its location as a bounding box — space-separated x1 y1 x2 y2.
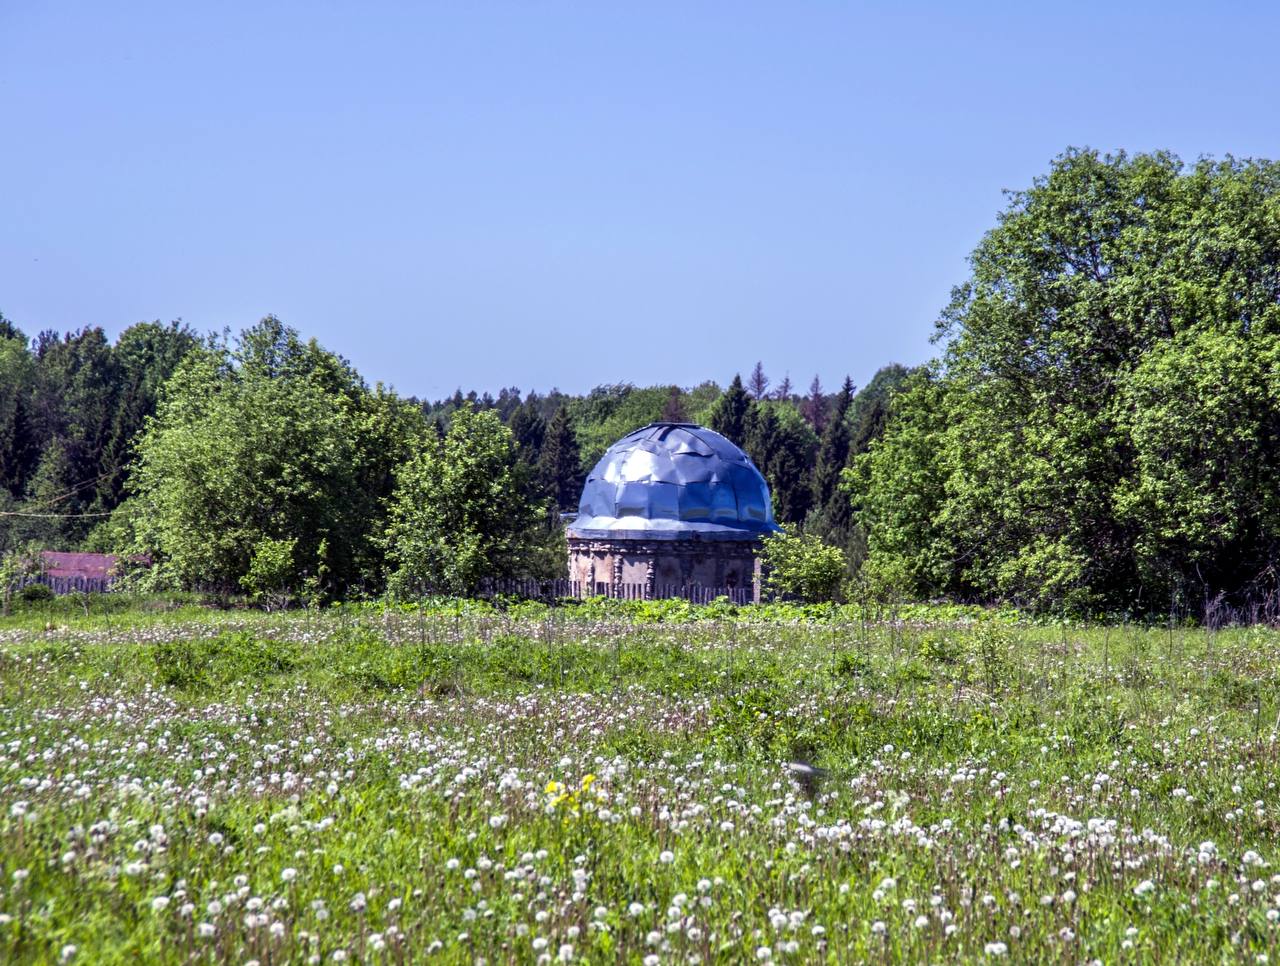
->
566 422 779 599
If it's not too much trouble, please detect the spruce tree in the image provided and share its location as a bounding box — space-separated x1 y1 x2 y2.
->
710 374 750 445
0 320 36 498
660 385 686 423
802 375 826 434
748 361 770 400
848 364 911 458
743 403 777 477
767 411 816 524
810 376 855 537
538 406 584 511
507 398 547 466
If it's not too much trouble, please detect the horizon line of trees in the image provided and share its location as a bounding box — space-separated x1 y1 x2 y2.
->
0 310 906 599
6 147 1280 616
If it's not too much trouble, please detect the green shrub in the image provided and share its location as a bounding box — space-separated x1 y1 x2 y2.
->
18 583 54 603
760 527 847 602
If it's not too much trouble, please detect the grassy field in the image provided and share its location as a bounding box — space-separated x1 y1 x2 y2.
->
1 599 1279 963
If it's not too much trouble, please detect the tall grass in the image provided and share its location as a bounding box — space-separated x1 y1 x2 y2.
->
1 603 1278 961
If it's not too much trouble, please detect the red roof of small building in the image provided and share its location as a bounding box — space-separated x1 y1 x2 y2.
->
41 551 119 580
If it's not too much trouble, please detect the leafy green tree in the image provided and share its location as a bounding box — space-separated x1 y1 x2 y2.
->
99 320 198 508
846 369 955 594
239 536 298 610
0 542 43 617
127 318 420 597
858 149 1280 612
760 527 846 602
569 385 669 464
384 407 548 596
0 317 36 498
1115 329 1280 603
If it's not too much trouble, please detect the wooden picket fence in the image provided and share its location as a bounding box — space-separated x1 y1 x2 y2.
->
19 574 115 595
475 577 757 605
12 573 755 604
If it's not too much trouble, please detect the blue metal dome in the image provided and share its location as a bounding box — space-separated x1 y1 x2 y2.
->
569 423 779 540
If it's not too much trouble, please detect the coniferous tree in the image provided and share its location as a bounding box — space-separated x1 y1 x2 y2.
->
709 374 750 445
809 376 855 541
743 401 819 525
508 397 547 467
743 403 777 476
539 406 584 511
661 385 686 423
0 317 36 497
802 375 826 434
773 374 793 402
495 386 523 421
25 327 120 544
767 409 817 524
748 361 770 400
848 365 912 458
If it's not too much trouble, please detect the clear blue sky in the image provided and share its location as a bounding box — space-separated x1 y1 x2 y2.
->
4 2 1279 400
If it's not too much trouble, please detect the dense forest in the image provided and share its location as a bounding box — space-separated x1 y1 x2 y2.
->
6 148 1280 615
0 318 199 550
0 310 908 592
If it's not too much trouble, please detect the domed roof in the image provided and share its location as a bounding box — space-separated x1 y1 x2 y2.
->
568 422 779 540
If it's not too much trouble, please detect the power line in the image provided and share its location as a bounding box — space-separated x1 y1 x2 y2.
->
16 468 117 512
0 510 115 519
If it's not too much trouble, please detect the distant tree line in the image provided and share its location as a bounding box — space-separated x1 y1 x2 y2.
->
8 148 1277 615
0 317 199 552
0 309 905 599
418 364 911 540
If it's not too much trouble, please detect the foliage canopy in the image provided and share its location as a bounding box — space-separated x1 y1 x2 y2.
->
384 407 553 596
853 149 1280 612
127 317 422 597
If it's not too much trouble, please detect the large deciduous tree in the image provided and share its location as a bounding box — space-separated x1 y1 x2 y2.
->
384 407 549 596
854 149 1280 612
127 317 421 597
